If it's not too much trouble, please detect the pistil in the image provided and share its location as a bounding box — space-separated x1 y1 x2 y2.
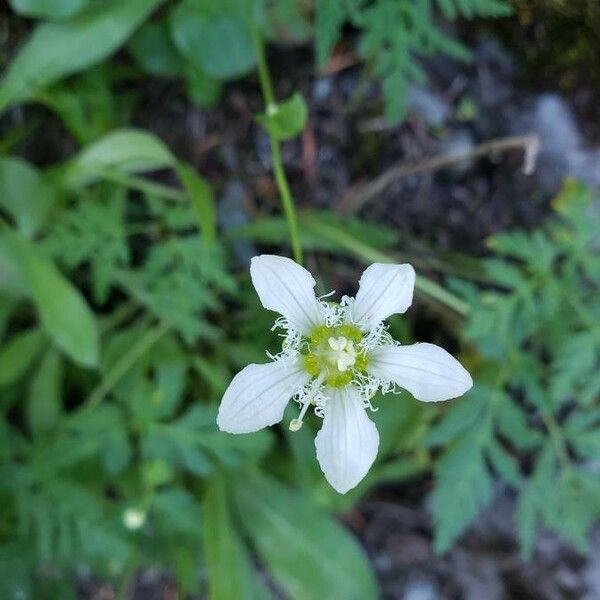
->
327 336 357 372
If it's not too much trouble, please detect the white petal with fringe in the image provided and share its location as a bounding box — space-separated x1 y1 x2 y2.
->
315 386 379 494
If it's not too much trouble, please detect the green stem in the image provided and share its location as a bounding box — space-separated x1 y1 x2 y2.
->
269 139 303 264
251 26 303 265
413 276 469 318
540 411 571 471
99 301 138 334
116 559 138 600
252 26 275 108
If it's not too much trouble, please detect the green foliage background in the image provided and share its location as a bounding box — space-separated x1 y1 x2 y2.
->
0 0 599 598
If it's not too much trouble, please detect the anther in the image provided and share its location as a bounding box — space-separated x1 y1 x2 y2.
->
289 419 303 431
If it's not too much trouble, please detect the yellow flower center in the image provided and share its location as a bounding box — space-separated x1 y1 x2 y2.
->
302 324 368 387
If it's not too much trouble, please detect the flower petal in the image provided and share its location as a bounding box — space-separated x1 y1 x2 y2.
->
368 343 473 402
217 358 309 433
250 255 324 334
351 263 415 328
315 386 379 494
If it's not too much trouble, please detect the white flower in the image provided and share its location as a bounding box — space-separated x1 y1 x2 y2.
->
217 255 473 494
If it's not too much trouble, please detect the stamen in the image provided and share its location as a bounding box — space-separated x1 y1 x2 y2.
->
289 371 326 432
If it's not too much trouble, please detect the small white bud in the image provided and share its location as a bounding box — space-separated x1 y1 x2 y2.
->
123 508 146 530
289 418 303 432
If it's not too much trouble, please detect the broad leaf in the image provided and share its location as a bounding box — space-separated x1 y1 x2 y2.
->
57 129 216 244
0 228 99 367
0 157 54 237
8 0 89 20
0 0 165 113
128 19 185 77
0 328 45 388
59 129 174 187
26 349 63 437
170 1 256 80
204 475 273 600
256 93 308 140
233 473 379 600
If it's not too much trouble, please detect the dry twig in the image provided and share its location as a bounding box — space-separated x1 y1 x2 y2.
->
337 133 540 214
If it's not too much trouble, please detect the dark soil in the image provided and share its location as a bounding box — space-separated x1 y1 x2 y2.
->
354 485 598 600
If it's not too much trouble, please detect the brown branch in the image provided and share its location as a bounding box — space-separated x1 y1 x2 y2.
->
337 133 541 215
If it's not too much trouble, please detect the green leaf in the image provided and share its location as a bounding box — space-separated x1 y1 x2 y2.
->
128 19 185 77
432 432 494 553
174 163 217 246
185 64 222 107
228 210 398 253
142 405 271 475
355 0 475 123
57 128 216 245
233 473 379 600
486 439 522 487
565 408 600 459
142 407 213 476
8 0 89 20
484 258 528 289
26 348 63 437
0 327 45 388
315 1 347 67
0 157 55 237
425 393 486 446
38 64 121 145
60 129 174 186
0 297 18 339
0 228 100 367
170 1 256 80
435 0 511 18
256 93 308 140
496 397 542 450
515 445 555 559
549 331 598 404
152 488 203 538
43 190 129 304
545 470 600 552
552 178 594 221
0 0 165 114
66 404 132 474
515 482 537 560
371 392 425 456
0 237 29 297
486 229 537 261
204 475 273 600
